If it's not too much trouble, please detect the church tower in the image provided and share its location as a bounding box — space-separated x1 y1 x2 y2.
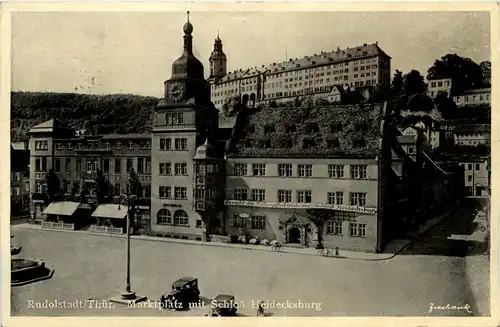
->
151 12 222 242
209 32 227 82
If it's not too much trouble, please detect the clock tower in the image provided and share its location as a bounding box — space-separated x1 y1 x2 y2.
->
151 12 221 241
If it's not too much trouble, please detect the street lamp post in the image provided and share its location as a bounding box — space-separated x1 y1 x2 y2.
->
109 193 147 305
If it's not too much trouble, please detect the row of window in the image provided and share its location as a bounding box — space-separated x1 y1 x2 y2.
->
353 72 377 79
231 188 367 206
157 209 189 226
454 94 490 103
34 180 152 198
214 55 381 89
233 163 368 179
35 141 49 150
44 157 151 174
230 215 367 237
159 138 188 151
159 186 188 200
430 80 451 88
461 163 481 171
159 163 188 176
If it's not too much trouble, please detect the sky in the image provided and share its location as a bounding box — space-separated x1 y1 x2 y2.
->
11 11 491 98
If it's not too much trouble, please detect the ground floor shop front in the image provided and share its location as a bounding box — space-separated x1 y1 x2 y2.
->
224 205 379 252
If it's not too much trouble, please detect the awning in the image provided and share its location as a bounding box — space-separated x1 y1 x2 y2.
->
42 201 80 216
91 204 127 219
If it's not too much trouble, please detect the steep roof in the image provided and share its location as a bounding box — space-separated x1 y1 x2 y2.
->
226 102 385 158
29 119 56 133
218 67 263 83
214 43 388 84
454 124 490 134
397 135 417 144
265 43 387 75
455 88 491 96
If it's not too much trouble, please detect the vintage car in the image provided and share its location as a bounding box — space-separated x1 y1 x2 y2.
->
164 277 200 310
211 294 238 316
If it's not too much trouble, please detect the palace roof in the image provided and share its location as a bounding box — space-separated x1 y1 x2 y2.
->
215 42 388 84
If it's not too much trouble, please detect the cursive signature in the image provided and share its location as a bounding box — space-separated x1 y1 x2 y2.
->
428 303 473 314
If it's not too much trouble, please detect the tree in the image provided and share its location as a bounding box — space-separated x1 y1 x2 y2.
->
306 209 332 249
403 70 427 95
221 96 244 117
94 169 109 204
127 168 142 198
391 70 404 95
407 94 434 112
427 54 484 93
480 61 491 87
434 90 457 119
44 169 61 202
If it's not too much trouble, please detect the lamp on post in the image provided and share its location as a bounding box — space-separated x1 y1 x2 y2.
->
109 192 147 305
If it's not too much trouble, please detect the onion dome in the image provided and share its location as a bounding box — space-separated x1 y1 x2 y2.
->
194 138 216 160
171 11 204 80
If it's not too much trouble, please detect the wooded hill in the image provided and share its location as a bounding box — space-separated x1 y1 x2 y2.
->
11 92 160 141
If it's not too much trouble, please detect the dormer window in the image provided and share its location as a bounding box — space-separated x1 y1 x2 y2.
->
302 138 316 149
356 122 368 133
264 125 276 134
330 123 342 133
305 123 319 133
105 141 110 149
244 139 253 148
353 138 366 148
285 125 297 133
280 140 293 148
327 138 340 148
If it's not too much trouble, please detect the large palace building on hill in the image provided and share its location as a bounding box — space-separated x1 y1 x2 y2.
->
208 36 391 109
27 13 463 253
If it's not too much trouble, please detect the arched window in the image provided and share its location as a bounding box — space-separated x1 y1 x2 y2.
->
173 210 189 226
157 209 171 225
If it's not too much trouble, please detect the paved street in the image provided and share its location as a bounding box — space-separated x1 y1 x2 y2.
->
11 218 479 317
401 198 488 256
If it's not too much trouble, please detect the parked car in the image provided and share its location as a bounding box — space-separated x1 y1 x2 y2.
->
163 277 200 310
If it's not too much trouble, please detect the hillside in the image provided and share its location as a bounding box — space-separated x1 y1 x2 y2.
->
11 92 160 141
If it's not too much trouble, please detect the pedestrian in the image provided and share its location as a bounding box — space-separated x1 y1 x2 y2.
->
335 246 340 257
257 301 265 316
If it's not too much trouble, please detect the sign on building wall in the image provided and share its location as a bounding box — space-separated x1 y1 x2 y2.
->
224 200 377 215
